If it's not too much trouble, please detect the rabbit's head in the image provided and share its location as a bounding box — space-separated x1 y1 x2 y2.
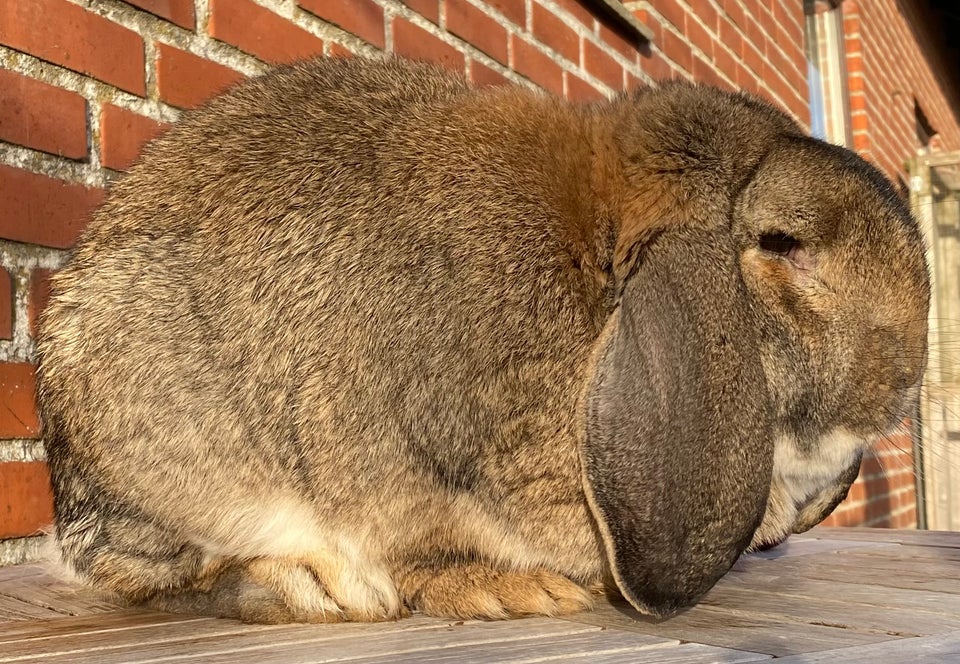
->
734 138 929 549
582 83 929 617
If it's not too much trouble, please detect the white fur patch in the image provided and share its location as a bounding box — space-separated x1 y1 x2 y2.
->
191 499 328 559
774 428 868 506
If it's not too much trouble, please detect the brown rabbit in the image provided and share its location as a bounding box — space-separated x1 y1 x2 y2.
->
37 56 929 623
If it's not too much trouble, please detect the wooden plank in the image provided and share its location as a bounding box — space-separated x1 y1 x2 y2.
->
699 584 960 636
0 615 443 662
836 543 960 563
734 552 960 595
105 618 616 664
743 538 898 560
0 565 46 583
343 633 751 664
0 572 123 616
805 528 960 548
0 617 280 661
713 567 960 617
773 631 960 663
562 598 900 658
0 610 206 643
1 616 600 664
148 620 667 664
0 593 67 621
526 643 772 663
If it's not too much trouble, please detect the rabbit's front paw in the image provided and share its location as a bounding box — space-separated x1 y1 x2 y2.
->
398 563 593 620
243 554 404 623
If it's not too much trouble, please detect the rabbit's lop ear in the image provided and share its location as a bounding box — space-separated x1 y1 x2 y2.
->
583 226 773 617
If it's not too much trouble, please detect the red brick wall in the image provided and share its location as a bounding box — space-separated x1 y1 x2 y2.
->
629 0 811 126
1 0 958 557
843 1 960 187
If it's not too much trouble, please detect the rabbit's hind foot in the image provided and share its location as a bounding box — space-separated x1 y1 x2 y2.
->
395 562 594 620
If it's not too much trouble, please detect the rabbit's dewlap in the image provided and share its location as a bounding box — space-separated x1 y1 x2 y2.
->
36 57 929 623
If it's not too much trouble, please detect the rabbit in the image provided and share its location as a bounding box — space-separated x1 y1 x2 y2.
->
36 56 930 624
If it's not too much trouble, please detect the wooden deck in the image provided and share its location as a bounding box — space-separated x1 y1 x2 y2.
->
2 527 960 662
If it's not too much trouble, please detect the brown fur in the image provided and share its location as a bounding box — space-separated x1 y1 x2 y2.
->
37 57 929 622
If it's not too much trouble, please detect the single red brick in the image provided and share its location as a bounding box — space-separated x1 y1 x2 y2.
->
743 16 767 57
0 165 104 249
771 0 802 36
847 53 864 74
299 0 385 49
688 0 719 33
0 461 53 538
654 0 687 31
722 0 746 29
155 43 245 110
470 60 509 87
565 72 605 102
100 104 171 172
0 0 145 96
734 61 755 90
124 0 196 30
583 40 623 90
532 3 580 64
392 18 465 70
488 0 526 27
712 44 737 83
400 0 439 24
765 41 793 82
0 268 11 340
0 69 87 160
510 36 564 95
0 363 39 439
852 133 870 153
554 0 593 27
28 269 52 340
599 22 641 61
755 3 777 33
692 53 722 87
685 16 713 57
761 61 793 110
446 0 508 65
661 29 693 73
209 0 323 65
640 48 673 81
741 38 764 77
717 16 742 56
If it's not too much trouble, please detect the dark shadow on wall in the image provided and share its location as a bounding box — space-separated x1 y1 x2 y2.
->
895 0 960 119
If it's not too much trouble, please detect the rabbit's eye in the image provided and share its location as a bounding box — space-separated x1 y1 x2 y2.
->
758 231 800 257
758 231 817 273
